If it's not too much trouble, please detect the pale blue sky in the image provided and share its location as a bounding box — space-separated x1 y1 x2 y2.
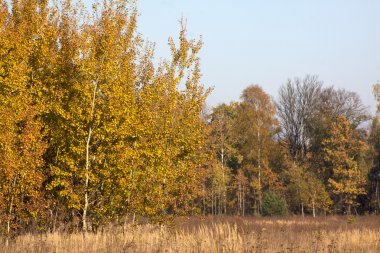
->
136 1 380 112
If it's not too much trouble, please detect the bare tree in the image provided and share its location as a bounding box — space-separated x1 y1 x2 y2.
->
316 87 369 128
277 75 322 162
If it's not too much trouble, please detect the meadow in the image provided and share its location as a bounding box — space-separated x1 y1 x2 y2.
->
2 216 380 253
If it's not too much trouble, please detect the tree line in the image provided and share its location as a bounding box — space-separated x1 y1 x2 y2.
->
0 0 380 237
205 77 378 218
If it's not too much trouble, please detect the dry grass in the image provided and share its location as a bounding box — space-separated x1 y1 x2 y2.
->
2 216 380 252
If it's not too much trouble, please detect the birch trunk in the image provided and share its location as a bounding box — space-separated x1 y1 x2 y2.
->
83 81 98 231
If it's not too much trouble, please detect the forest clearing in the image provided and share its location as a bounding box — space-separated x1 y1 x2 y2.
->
3 216 380 252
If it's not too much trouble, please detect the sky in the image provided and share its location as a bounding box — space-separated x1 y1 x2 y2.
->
135 0 380 113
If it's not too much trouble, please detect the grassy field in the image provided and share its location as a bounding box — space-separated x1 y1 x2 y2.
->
2 216 380 252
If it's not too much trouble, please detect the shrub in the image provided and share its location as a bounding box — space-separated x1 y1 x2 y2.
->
262 192 288 216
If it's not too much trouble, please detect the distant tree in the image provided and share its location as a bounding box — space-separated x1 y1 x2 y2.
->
277 75 322 163
368 117 380 214
286 162 331 216
231 170 249 216
373 83 380 112
207 161 231 215
366 85 380 214
323 116 368 215
209 103 240 170
262 192 287 216
305 172 332 217
308 88 369 183
237 85 279 215
316 88 369 127
207 103 239 214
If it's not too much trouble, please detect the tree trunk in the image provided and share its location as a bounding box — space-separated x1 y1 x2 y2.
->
257 129 262 215
211 187 214 216
6 176 17 247
376 181 380 214
242 186 245 217
218 194 221 215
203 183 206 215
238 183 241 216
83 81 98 232
83 126 91 232
221 142 227 215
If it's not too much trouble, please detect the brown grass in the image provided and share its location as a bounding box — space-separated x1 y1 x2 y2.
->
2 216 380 252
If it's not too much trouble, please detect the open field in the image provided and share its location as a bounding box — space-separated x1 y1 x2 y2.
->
2 216 380 253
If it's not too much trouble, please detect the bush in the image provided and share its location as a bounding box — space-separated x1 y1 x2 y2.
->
262 192 288 216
